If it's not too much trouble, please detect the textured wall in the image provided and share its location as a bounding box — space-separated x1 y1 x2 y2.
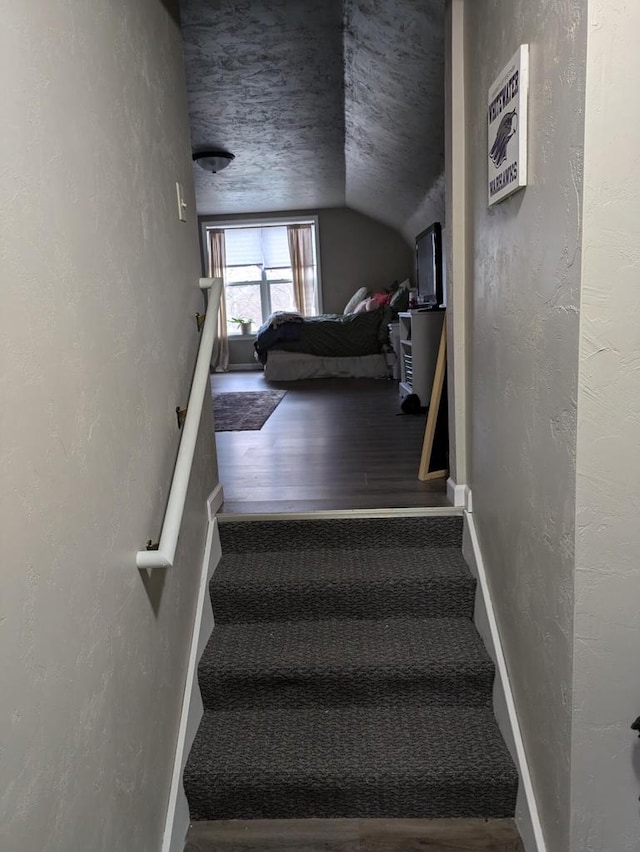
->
199 207 412 319
0 1 216 850
179 0 445 240
570 1 640 848
464 2 586 850
181 0 346 215
345 0 445 236
403 172 445 246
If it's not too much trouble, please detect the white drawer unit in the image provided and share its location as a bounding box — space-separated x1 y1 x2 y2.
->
398 310 445 406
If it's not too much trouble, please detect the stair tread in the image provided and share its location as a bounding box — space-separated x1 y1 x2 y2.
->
214 546 472 587
200 617 495 710
184 705 518 820
202 617 493 676
188 704 515 779
213 547 475 623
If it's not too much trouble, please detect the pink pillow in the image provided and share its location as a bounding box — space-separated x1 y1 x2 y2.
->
370 291 392 307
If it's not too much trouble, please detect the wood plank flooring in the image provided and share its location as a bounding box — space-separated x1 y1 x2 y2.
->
186 818 525 851
211 371 449 515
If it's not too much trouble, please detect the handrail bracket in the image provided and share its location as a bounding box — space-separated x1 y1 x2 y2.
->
176 406 188 429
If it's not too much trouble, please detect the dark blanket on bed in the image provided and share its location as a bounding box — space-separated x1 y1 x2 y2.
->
254 308 392 364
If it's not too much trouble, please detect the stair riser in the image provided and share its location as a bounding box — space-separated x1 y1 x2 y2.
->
213 581 476 623
199 674 495 711
185 781 517 822
218 517 464 554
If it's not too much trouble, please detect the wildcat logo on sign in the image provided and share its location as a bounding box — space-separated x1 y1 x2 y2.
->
488 45 529 205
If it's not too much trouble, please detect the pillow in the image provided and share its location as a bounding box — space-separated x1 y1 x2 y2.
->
389 286 410 313
370 291 392 307
343 286 369 314
353 296 380 314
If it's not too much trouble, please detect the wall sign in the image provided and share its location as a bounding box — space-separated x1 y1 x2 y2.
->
488 45 529 205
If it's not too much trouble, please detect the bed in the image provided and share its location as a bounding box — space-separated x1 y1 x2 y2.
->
255 308 393 380
255 282 410 381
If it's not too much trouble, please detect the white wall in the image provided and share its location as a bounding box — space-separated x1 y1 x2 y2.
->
570 2 640 848
0 1 216 850
463 2 587 849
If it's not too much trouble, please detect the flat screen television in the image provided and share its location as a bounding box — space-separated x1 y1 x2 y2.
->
415 222 443 307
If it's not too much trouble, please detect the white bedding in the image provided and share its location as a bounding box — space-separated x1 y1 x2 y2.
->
263 350 395 381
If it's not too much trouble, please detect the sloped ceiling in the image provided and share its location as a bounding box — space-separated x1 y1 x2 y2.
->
179 0 444 239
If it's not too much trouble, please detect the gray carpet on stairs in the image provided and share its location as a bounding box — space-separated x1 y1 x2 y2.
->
184 516 518 821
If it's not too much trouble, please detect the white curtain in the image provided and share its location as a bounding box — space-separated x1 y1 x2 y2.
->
287 224 317 316
208 229 229 372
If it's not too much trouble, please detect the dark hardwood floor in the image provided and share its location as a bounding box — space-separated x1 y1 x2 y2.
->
186 818 525 851
211 370 451 515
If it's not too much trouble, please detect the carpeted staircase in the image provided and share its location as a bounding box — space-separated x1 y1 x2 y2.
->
184 516 518 821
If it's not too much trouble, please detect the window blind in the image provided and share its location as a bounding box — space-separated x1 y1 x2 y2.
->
224 226 291 268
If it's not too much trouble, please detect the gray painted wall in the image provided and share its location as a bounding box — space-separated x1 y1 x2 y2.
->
199 207 413 320
464 2 586 850
571 1 640 848
402 172 445 246
0 1 215 849
318 207 413 313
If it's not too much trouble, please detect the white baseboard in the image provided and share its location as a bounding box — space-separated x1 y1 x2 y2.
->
446 477 465 507
207 482 224 521
161 516 222 852
446 478 472 510
462 513 546 852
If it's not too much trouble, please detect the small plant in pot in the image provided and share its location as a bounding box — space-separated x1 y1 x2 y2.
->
231 317 253 335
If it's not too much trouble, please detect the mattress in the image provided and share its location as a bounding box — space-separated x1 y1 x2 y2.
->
263 350 395 381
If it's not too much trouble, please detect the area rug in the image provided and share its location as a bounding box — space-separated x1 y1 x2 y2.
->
212 389 287 432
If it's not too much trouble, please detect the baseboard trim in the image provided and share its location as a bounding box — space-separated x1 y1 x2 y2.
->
227 363 262 372
161 516 222 852
446 478 473 511
462 513 546 852
207 483 225 521
446 477 465 507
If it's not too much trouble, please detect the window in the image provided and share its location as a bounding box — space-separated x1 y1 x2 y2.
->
206 221 320 336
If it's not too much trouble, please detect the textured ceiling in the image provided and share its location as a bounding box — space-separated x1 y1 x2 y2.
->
344 0 444 232
179 0 444 237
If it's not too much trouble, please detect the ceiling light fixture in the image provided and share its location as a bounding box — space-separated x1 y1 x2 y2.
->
192 150 235 173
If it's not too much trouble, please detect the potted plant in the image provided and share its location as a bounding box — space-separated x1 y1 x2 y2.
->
231 316 253 335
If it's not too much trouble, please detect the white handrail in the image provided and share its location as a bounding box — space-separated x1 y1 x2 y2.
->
136 277 223 569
